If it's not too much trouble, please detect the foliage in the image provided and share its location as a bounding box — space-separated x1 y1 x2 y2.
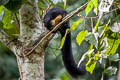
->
71 19 83 30
60 29 70 48
0 0 119 80
70 0 120 77
76 30 88 46
0 6 19 37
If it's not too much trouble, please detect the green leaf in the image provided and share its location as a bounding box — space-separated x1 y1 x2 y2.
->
0 6 4 13
109 33 120 39
76 30 88 46
85 32 98 48
104 66 117 76
91 0 98 14
2 10 19 37
71 19 83 31
108 54 120 62
0 6 4 29
106 39 120 55
94 51 100 60
86 51 99 74
60 29 70 48
86 58 97 74
89 44 93 50
85 1 94 16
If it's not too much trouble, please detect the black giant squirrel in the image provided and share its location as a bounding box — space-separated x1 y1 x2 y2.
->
44 7 86 77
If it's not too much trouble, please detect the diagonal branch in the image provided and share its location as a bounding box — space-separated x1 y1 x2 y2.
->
26 1 89 55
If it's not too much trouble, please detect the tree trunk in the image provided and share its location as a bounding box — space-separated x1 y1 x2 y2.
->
16 53 44 80
0 0 49 80
16 0 46 79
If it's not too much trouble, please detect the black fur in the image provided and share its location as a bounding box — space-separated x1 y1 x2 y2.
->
44 7 86 77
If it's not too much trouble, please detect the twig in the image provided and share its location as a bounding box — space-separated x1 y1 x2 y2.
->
26 2 119 56
25 33 55 57
91 17 94 32
13 13 20 28
26 1 89 55
0 30 9 38
77 8 119 19
6 38 17 46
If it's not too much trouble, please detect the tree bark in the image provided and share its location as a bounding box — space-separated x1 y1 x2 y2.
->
0 0 48 80
16 53 44 80
17 0 46 79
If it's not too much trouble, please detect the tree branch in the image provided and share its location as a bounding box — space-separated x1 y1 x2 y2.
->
27 1 89 55
77 8 119 19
